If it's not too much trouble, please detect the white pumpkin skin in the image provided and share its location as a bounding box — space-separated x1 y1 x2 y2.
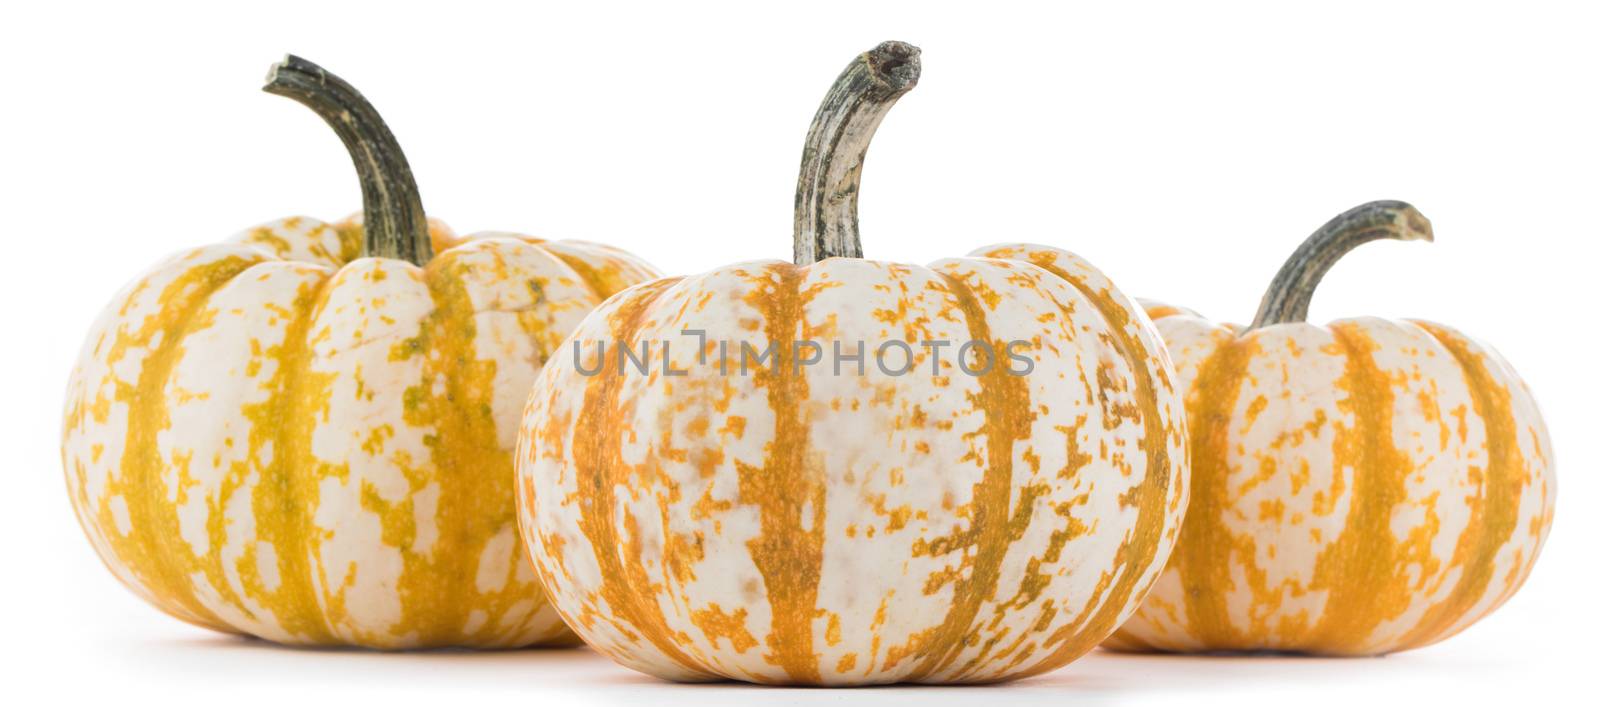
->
61 216 657 647
1100 305 1554 654
516 251 1189 684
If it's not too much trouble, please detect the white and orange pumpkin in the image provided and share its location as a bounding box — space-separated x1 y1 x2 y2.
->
515 42 1189 685
59 56 657 648
981 201 1555 655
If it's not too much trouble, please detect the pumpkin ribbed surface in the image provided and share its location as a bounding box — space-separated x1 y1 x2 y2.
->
61 216 656 648
516 250 1188 684
1100 303 1554 654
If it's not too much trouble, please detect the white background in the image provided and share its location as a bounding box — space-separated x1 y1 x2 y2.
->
2 1 1594 704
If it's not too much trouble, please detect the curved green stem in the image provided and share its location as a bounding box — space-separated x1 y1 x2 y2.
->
792 41 921 265
1249 200 1433 330
264 55 432 265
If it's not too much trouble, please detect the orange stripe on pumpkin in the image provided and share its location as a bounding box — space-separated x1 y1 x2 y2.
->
237 265 337 642
1306 322 1411 653
569 277 711 675
736 263 828 684
898 268 1032 682
364 252 521 644
1020 263 1177 676
1174 333 1257 648
104 255 265 630
1398 322 1530 650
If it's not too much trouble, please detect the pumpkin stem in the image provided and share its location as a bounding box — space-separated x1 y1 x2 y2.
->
792 41 921 265
263 55 432 266
1249 200 1433 330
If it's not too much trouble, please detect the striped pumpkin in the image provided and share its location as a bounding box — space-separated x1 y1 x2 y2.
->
515 42 1188 685
988 202 1555 655
59 57 657 648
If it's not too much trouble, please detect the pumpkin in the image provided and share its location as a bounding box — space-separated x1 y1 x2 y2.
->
978 201 1555 655
59 56 658 648
514 41 1189 685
